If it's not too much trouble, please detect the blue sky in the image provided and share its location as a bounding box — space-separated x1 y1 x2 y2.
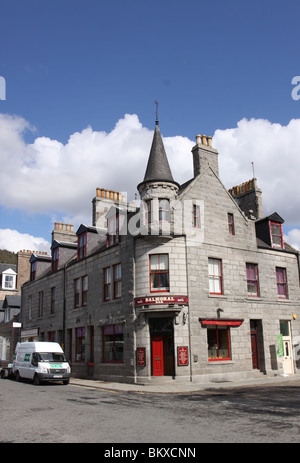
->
1 0 300 251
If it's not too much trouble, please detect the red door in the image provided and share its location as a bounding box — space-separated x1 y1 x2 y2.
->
251 332 259 370
152 336 164 376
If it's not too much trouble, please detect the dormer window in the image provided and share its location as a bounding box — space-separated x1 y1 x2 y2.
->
270 221 283 249
78 232 87 259
2 269 17 289
30 261 36 281
52 247 59 272
107 211 120 247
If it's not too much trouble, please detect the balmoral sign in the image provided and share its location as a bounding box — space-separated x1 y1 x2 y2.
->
134 296 188 306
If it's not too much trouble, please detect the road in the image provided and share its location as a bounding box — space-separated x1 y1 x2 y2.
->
0 378 300 444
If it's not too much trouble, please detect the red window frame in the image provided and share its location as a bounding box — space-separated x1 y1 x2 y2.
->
270 221 283 249
276 267 288 299
193 205 200 229
104 267 111 301
82 275 88 306
113 263 122 299
208 258 223 295
74 278 80 308
207 326 231 361
107 212 120 247
52 247 59 272
246 263 259 297
149 254 170 293
78 232 87 259
228 213 235 235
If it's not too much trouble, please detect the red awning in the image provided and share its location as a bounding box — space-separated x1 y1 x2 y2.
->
199 319 243 327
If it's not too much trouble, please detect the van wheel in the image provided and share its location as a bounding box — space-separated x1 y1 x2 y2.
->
33 374 41 386
15 371 21 382
63 380 69 385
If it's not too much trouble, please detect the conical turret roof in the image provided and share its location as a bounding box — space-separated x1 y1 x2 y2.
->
138 122 179 190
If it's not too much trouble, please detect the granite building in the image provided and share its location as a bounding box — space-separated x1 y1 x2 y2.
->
21 121 300 384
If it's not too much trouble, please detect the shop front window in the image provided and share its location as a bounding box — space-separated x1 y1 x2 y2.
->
207 326 231 361
103 324 124 363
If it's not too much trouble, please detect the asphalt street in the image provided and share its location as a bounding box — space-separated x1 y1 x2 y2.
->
1 377 300 444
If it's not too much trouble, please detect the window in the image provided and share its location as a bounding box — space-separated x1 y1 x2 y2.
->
159 199 170 222
207 326 231 361
104 267 111 301
228 213 235 235
107 212 120 247
78 232 87 259
50 287 56 314
193 205 200 229
28 295 32 320
74 278 80 308
145 200 152 224
52 247 59 271
82 275 88 306
30 261 36 281
3 274 14 289
270 222 283 248
246 263 259 297
48 331 56 342
276 267 288 298
208 258 223 295
38 291 44 317
150 254 169 292
102 324 124 362
75 327 85 362
104 264 122 301
113 264 122 299
74 276 88 307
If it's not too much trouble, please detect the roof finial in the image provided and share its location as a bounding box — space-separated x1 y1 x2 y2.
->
155 100 159 126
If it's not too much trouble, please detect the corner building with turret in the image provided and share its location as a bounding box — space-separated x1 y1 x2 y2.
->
21 121 300 384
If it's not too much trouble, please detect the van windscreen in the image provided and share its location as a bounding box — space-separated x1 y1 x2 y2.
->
37 353 66 362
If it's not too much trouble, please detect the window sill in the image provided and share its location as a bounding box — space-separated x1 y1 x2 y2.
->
207 360 235 366
209 294 227 299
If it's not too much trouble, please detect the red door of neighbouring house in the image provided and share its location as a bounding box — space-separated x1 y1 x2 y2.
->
251 332 259 370
152 336 164 376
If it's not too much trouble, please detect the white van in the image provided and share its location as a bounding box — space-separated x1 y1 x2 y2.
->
13 342 71 385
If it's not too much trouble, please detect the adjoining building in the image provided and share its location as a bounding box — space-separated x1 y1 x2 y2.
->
21 121 300 384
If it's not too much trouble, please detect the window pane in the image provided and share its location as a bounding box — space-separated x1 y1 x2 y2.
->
105 267 111 283
159 255 168 270
150 255 159 270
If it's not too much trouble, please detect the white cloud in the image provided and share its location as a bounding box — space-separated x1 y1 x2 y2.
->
284 229 300 251
0 229 51 254
0 113 193 219
213 118 300 226
0 112 300 250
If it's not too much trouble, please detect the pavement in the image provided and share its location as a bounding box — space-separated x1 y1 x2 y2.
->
70 373 300 394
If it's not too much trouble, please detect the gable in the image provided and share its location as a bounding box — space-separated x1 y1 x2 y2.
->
177 166 257 249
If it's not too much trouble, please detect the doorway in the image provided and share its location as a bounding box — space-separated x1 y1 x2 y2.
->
280 320 294 375
150 318 175 377
250 319 265 371
250 320 260 369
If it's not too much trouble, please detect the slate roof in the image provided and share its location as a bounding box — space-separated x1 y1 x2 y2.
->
138 123 179 189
